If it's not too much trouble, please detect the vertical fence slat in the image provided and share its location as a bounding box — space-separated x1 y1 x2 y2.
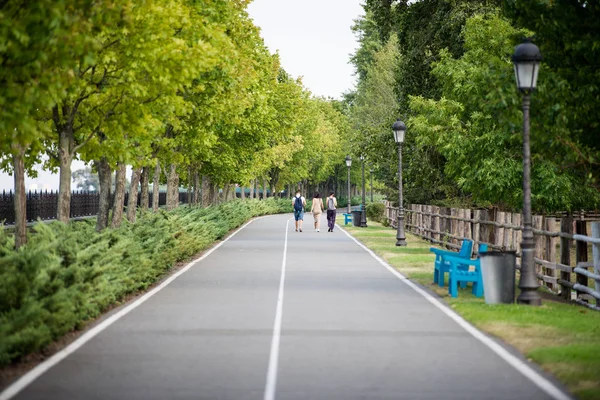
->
433 206 440 242
575 220 589 302
533 215 545 283
560 215 573 300
503 213 512 250
545 218 558 291
592 222 600 307
464 209 472 241
495 211 505 250
512 213 522 254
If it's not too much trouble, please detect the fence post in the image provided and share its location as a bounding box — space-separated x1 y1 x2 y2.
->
503 212 512 249
575 220 588 302
473 210 481 250
545 218 558 292
427 205 433 241
533 215 545 284
512 213 522 253
433 206 440 243
495 211 505 250
560 215 573 300
465 209 472 240
592 222 600 307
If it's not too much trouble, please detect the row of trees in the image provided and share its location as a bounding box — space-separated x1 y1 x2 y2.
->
1 0 350 247
345 0 599 212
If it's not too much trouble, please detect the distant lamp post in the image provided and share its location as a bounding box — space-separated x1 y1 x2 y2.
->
369 167 374 203
359 155 367 227
392 119 407 246
345 155 352 214
513 38 542 306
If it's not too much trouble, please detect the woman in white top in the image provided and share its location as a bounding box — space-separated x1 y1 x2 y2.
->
310 192 324 232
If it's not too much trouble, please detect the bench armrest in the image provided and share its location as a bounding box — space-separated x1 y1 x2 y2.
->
443 254 481 268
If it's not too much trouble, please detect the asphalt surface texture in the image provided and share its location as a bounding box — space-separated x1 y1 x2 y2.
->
3 213 572 400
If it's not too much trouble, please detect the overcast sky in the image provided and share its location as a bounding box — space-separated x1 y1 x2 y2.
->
0 0 364 191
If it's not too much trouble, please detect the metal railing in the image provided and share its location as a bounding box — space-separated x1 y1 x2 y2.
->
0 190 190 225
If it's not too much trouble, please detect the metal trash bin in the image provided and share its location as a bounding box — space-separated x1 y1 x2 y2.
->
351 210 362 227
480 251 516 304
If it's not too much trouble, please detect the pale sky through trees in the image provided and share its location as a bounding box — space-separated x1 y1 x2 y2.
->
247 0 364 99
0 1 365 191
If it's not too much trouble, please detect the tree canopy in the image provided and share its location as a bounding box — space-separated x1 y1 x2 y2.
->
345 0 600 212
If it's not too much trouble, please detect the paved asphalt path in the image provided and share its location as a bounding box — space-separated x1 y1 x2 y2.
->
3 213 572 400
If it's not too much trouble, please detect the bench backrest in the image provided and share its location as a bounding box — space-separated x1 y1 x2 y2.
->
458 240 474 258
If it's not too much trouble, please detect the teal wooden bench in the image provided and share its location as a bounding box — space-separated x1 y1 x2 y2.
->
343 213 352 225
430 240 473 287
445 243 488 298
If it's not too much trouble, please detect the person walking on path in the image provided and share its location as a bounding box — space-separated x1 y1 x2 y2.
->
326 191 337 232
310 192 324 232
292 190 306 232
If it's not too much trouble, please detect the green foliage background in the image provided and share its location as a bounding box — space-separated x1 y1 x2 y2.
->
346 0 600 212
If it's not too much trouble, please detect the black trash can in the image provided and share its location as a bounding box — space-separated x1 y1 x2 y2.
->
351 210 362 227
480 251 516 304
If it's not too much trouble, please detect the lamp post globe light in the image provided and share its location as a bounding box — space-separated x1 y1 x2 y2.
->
512 38 542 306
360 155 367 227
392 119 407 246
345 155 352 215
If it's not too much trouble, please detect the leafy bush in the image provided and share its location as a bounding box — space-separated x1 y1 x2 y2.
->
366 202 385 222
0 198 291 365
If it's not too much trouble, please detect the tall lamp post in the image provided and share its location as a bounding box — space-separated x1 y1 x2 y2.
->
369 167 374 203
360 155 367 227
345 155 352 214
392 119 407 246
513 38 542 306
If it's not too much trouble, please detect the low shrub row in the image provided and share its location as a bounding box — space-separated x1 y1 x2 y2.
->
0 198 291 365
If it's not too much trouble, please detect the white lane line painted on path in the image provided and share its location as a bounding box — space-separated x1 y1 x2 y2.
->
264 219 290 400
339 227 573 400
0 218 263 400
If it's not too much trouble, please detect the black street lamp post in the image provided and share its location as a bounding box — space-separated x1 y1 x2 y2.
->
360 155 367 227
369 167 373 203
345 155 352 215
392 119 407 246
513 38 542 306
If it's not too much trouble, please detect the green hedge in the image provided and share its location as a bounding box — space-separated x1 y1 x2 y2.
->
366 202 385 222
0 198 290 365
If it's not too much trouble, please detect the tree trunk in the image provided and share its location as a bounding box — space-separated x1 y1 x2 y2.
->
57 129 74 223
240 186 246 200
201 175 210 206
127 167 141 223
193 169 200 206
166 163 179 211
111 163 126 228
140 166 149 212
95 158 112 231
249 179 255 199
12 150 27 248
152 161 160 212
187 166 192 208
224 183 231 202
263 179 268 199
211 183 218 205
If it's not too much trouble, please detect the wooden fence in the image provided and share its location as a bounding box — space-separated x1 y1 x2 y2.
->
384 202 600 310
